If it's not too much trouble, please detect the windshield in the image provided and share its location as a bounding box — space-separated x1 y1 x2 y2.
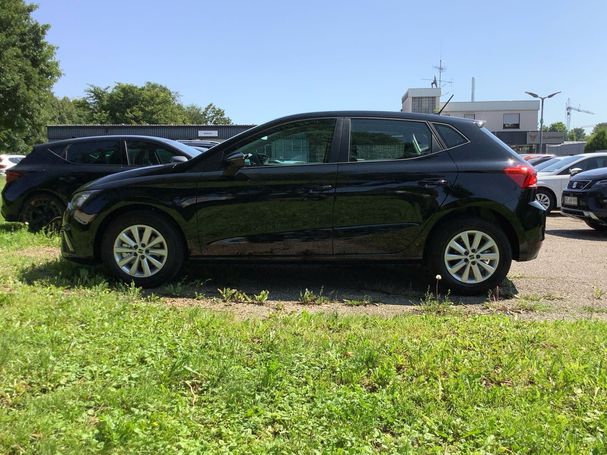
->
534 157 564 171
167 141 202 158
539 155 579 173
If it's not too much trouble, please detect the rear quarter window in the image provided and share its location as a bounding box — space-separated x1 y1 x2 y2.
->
433 123 468 148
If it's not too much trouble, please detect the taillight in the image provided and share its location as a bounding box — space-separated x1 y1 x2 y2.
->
505 165 537 188
5 170 24 184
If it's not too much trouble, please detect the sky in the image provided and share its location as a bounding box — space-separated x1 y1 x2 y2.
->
33 0 607 129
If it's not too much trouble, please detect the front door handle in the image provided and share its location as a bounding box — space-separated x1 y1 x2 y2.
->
305 185 334 199
418 178 448 188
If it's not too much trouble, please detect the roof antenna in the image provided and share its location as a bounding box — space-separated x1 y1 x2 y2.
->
437 94 454 115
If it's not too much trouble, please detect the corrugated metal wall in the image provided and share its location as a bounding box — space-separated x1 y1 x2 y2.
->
47 124 256 141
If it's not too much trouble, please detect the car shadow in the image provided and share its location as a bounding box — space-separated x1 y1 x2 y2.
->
19 258 515 307
546 228 607 241
0 221 26 232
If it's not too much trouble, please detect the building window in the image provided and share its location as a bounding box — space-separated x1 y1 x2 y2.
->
411 97 437 114
464 113 475 119
503 113 520 129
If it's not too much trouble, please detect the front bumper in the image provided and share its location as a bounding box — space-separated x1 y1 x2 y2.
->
61 206 99 263
561 189 607 223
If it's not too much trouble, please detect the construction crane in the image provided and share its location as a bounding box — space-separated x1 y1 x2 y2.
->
566 98 594 130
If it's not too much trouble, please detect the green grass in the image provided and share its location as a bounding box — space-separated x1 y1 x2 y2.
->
1 177 607 453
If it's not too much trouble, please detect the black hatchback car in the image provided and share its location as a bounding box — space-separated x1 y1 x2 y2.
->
61 111 545 295
2 135 200 231
561 167 607 231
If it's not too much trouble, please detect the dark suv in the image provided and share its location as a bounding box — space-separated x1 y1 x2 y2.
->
561 167 607 231
61 112 545 295
2 135 200 231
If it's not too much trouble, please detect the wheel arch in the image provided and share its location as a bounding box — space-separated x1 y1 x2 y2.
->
422 206 520 262
93 204 190 261
536 186 557 209
19 190 66 217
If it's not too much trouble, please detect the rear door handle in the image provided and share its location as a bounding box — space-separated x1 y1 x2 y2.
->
418 178 448 188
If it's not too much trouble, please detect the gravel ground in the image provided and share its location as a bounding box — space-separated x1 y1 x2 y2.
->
166 214 607 321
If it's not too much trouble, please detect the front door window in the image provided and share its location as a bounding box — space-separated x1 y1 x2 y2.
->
233 119 336 166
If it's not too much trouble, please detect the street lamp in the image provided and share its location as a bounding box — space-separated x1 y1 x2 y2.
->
525 90 561 153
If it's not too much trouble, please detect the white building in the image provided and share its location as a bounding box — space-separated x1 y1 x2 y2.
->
401 87 562 152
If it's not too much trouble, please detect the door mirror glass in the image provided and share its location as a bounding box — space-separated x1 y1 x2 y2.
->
224 151 245 176
170 156 188 163
570 167 583 176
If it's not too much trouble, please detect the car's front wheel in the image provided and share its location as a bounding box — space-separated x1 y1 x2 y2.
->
101 211 185 287
427 218 512 295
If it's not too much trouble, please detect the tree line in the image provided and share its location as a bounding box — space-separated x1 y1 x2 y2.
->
542 122 607 151
50 83 232 127
0 0 231 154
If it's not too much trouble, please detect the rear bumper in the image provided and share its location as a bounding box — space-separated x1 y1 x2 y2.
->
0 196 20 222
515 200 546 261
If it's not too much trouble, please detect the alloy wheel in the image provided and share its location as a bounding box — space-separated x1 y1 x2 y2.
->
443 230 500 284
112 224 168 278
535 192 552 210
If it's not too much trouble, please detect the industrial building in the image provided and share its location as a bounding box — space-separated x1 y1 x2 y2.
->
401 87 565 152
47 124 255 142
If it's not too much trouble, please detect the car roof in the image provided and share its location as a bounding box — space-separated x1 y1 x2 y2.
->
269 110 476 126
38 135 184 148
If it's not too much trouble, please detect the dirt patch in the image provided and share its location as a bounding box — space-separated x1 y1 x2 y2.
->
20 247 60 259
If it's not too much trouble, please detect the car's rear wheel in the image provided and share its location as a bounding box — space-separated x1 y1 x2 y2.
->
427 218 512 295
535 188 555 213
585 220 607 232
101 211 185 287
20 194 65 232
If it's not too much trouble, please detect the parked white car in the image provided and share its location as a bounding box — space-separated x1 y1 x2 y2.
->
536 152 607 212
0 154 25 175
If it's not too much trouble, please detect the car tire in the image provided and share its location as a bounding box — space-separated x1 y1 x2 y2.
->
427 218 512 296
20 193 65 233
535 188 555 213
584 220 607 232
101 211 185 287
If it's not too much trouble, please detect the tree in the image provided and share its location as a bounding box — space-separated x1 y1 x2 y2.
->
182 103 232 125
568 128 587 141
84 82 187 124
592 123 607 135
49 96 91 124
0 0 61 152
585 129 607 152
546 122 567 133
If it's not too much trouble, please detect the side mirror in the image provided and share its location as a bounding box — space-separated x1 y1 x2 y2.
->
171 156 188 163
224 151 245 176
570 167 583 176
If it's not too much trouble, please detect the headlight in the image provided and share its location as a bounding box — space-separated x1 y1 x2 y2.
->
69 190 99 210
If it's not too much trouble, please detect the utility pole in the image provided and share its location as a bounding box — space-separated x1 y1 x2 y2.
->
525 91 561 153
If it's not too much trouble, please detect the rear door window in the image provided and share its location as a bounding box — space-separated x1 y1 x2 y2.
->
65 140 124 165
349 119 439 161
